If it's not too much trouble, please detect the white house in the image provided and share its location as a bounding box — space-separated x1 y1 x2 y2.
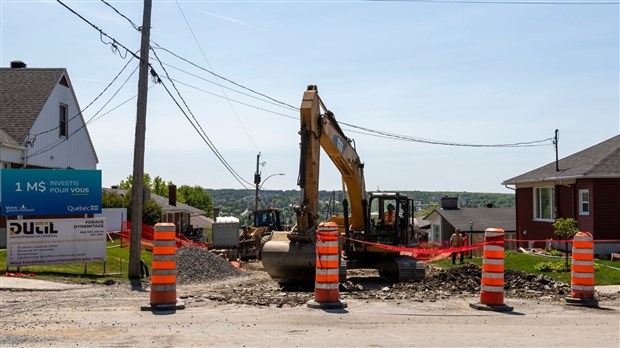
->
0 61 99 247
0 61 98 169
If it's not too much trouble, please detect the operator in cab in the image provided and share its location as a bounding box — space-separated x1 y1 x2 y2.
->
382 204 396 226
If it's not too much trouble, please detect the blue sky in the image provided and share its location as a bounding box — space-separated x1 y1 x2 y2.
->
1 0 618 193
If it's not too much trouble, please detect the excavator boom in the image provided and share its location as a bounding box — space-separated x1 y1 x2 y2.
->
261 85 424 285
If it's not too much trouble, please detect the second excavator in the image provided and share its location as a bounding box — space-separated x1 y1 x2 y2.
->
261 85 425 285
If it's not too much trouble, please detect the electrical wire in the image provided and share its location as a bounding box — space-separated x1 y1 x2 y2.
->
29 56 136 140
374 0 619 4
338 120 554 147
56 0 141 62
58 0 253 189
100 0 141 31
151 43 299 111
161 76 297 120
175 0 260 152
25 62 141 159
162 62 298 111
149 48 252 189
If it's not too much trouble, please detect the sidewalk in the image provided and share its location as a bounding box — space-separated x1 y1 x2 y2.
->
0 276 89 291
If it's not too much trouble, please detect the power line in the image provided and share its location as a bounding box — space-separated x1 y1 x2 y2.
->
175 0 261 153
25 61 141 159
162 62 298 112
160 76 297 120
56 0 141 62
338 120 554 147
100 0 140 31
375 0 619 4
58 0 253 189
150 48 252 189
30 56 137 140
69 0 555 160
151 43 299 111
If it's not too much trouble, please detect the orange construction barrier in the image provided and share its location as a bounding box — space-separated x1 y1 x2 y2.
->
142 222 185 311
566 231 598 307
470 228 513 312
307 222 347 309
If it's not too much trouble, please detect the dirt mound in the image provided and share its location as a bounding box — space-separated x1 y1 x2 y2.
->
371 264 571 302
181 262 605 308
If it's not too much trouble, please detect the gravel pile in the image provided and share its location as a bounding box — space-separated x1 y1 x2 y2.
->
175 246 248 285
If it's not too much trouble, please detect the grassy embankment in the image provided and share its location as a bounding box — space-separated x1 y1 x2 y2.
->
0 240 152 284
1 246 619 285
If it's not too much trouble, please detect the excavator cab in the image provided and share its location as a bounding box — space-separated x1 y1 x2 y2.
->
367 193 411 246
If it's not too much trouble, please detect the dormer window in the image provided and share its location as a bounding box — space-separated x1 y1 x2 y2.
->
59 103 68 137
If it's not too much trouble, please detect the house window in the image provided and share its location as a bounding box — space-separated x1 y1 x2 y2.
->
59 104 68 137
579 189 590 215
431 224 440 243
534 186 555 221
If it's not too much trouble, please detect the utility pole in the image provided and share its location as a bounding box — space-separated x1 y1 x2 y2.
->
554 129 559 172
254 153 261 212
129 0 152 279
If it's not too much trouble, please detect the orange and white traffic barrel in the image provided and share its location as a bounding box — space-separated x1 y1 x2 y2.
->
307 222 347 309
470 228 513 312
566 231 598 307
141 222 185 311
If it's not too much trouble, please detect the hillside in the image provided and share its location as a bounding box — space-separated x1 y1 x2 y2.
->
206 189 514 222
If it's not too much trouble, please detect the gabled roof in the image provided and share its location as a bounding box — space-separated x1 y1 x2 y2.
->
503 135 620 185
0 68 67 146
425 207 515 232
104 188 206 215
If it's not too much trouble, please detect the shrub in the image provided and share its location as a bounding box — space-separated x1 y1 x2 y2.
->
534 260 600 273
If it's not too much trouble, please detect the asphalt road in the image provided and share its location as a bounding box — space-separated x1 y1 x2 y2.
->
1 277 619 347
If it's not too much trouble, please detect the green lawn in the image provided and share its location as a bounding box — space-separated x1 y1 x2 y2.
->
2 246 619 286
0 240 152 284
431 251 620 285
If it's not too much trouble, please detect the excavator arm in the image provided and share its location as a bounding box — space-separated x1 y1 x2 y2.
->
262 85 366 283
294 85 367 238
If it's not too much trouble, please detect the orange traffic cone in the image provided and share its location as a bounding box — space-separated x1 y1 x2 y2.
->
141 223 185 311
307 222 347 309
565 231 598 307
470 228 513 312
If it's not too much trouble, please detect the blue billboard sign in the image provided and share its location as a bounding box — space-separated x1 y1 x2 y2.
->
0 169 102 216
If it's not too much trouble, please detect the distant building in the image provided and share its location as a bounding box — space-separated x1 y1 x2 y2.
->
503 135 620 254
423 197 516 255
105 186 206 235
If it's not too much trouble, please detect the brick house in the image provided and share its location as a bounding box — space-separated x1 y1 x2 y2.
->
502 135 620 254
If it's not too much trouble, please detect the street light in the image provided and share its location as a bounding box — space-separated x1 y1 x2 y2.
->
255 173 285 211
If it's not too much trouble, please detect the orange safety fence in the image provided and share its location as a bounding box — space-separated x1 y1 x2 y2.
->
108 221 210 249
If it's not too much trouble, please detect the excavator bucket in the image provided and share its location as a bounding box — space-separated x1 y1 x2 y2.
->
260 231 316 285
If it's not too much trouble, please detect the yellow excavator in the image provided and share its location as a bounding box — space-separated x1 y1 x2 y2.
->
261 85 425 285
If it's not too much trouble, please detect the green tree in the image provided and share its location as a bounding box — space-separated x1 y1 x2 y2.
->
119 173 169 195
415 202 439 218
102 190 125 208
553 217 579 268
152 176 170 197
178 185 213 217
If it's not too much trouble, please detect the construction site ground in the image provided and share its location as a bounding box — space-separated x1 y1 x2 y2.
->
1 257 619 347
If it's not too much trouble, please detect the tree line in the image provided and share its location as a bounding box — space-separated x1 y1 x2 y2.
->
102 173 514 225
